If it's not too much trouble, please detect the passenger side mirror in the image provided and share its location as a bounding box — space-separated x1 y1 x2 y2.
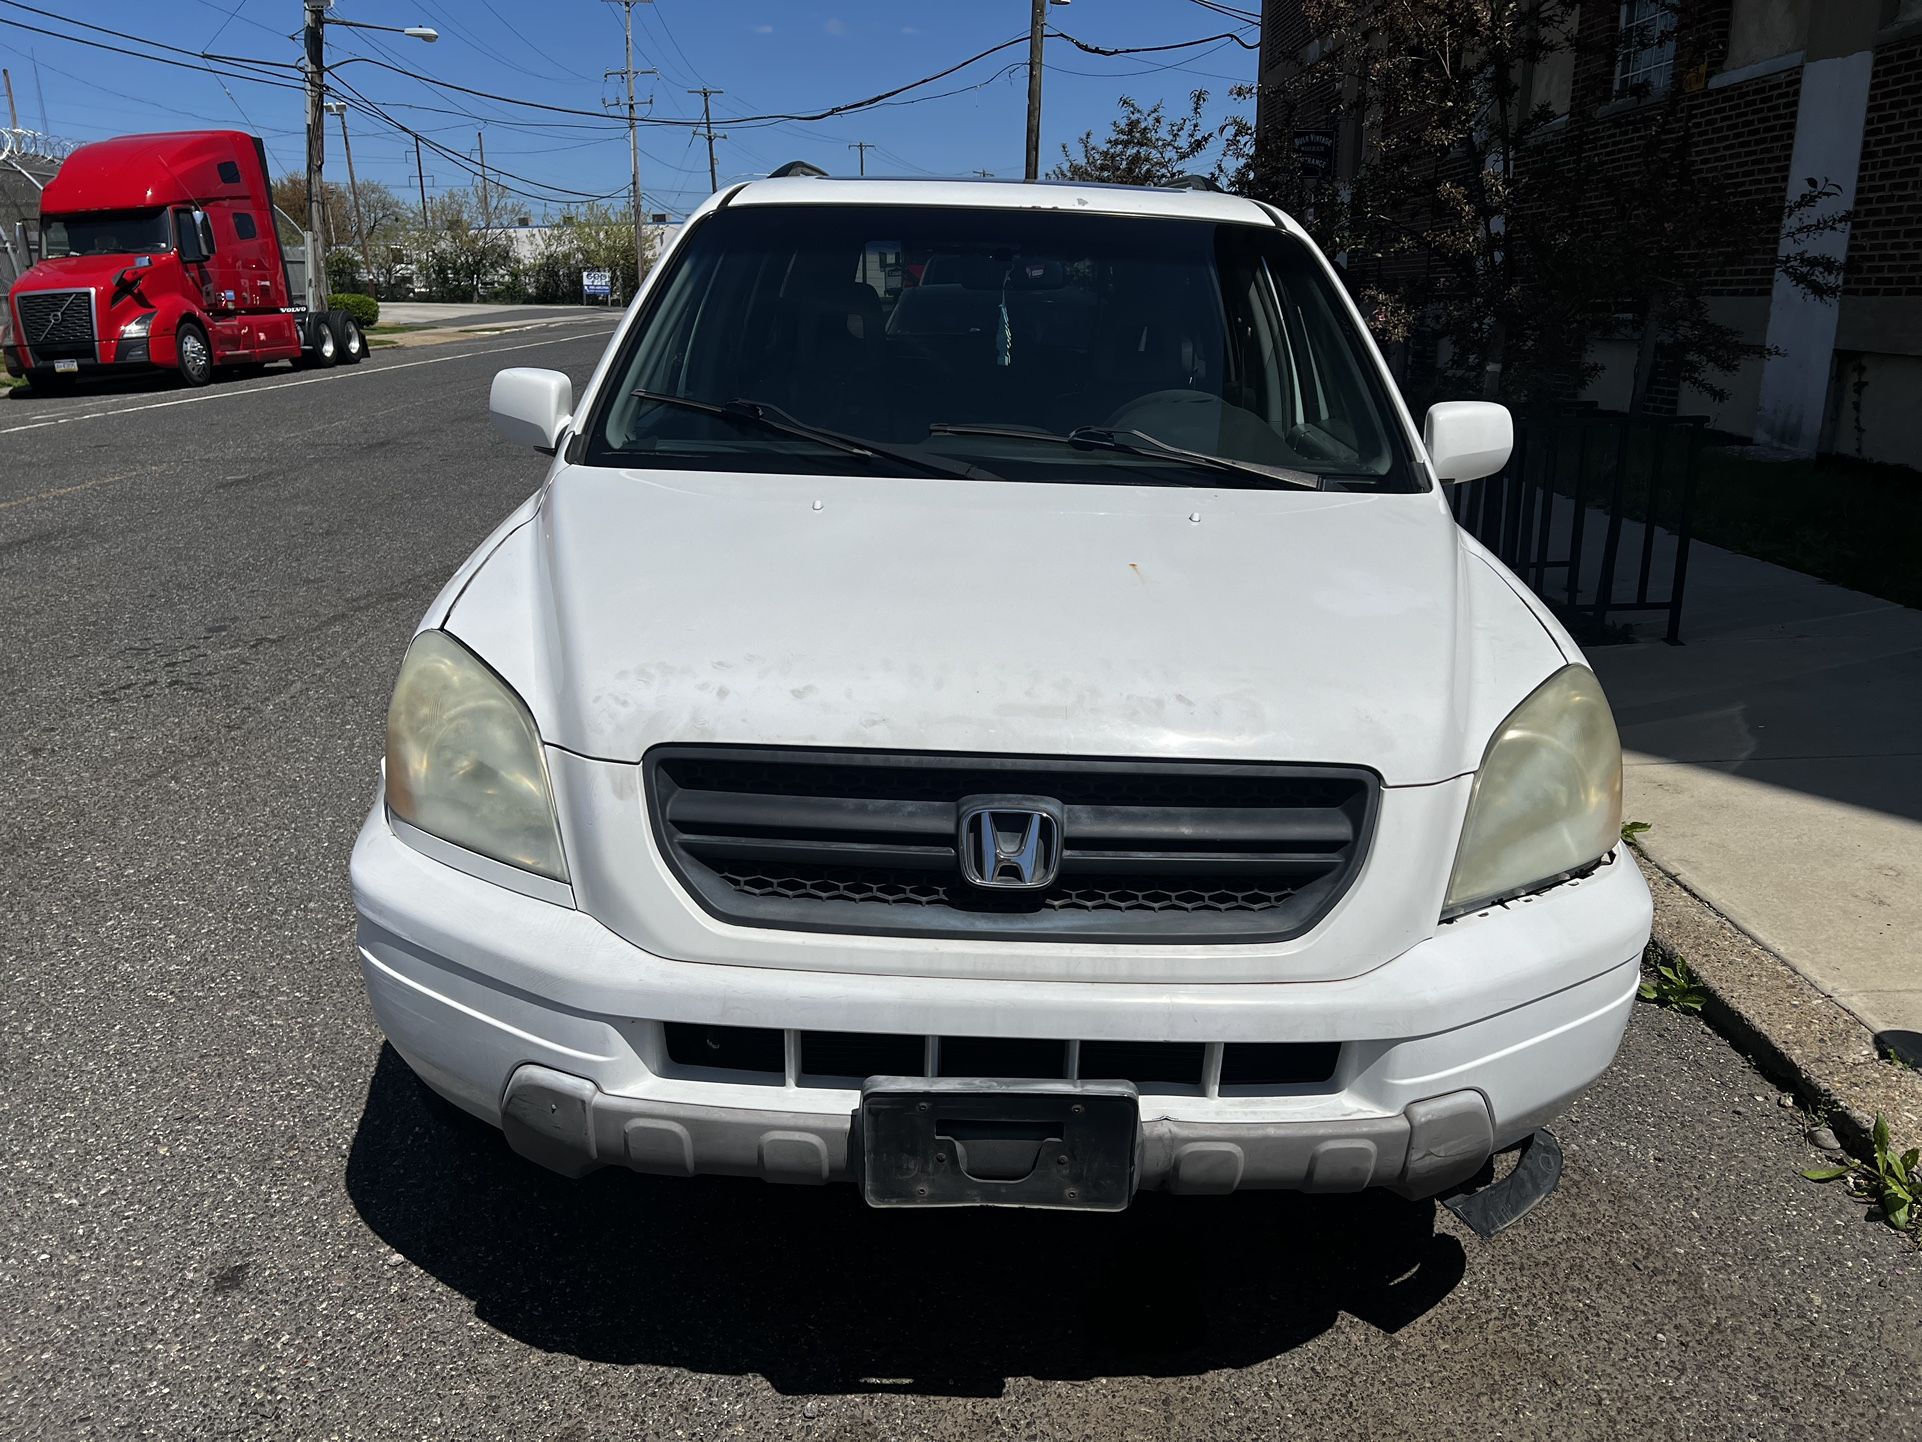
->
490 367 573 454
1423 401 1513 484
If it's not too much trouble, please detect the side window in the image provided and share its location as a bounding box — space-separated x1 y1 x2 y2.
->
232 213 258 241
217 160 242 185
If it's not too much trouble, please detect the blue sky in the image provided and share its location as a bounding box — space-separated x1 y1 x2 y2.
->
1 1 1259 220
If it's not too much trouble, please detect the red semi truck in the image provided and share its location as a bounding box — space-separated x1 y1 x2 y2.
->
3 129 365 392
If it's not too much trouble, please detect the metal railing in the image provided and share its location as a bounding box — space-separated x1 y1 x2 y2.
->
1450 408 1704 644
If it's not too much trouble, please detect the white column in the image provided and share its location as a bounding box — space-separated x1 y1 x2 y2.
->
1752 49 1874 455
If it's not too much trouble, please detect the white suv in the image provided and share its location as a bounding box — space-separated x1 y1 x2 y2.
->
350 177 1650 1212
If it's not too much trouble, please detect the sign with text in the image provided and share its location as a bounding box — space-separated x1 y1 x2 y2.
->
1292 129 1337 180
582 269 612 300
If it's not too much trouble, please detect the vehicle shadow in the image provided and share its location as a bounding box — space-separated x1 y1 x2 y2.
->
345 1045 1467 1396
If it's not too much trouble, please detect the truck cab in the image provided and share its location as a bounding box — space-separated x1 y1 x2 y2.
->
4 130 364 391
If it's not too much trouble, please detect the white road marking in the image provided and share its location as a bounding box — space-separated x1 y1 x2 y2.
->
0 322 619 438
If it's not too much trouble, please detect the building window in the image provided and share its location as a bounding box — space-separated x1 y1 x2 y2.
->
1614 0 1676 98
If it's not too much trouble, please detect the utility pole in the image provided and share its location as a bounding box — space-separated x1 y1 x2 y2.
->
475 128 491 229
303 0 327 302
413 145 428 228
972 169 994 178
1025 0 1046 181
605 0 655 282
688 87 725 192
327 102 371 280
847 140 874 176
2 69 18 130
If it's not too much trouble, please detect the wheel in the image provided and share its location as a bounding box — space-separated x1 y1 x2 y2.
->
176 321 214 387
330 312 365 365
305 316 339 369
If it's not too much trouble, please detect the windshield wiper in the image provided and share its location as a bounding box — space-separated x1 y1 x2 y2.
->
927 422 1322 491
630 390 995 480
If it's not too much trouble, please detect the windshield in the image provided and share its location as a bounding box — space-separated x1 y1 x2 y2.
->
584 203 1418 490
42 208 175 259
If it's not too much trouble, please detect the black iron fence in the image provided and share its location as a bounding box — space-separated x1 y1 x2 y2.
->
1449 407 1704 644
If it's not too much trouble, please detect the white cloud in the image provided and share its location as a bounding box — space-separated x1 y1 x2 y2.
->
901 24 920 33
824 16 847 34
754 22 773 32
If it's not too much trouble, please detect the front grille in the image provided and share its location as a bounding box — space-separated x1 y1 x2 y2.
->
16 289 95 358
647 747 1378 943
660 1023 1340 1093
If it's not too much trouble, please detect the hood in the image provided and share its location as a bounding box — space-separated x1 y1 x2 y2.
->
445 466 1569 787
15 252 160 291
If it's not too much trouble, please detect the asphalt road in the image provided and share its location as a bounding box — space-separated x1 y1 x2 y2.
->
3 329 1918 1441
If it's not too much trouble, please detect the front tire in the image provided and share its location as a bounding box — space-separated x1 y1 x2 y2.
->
330 312 365 365
176 321 214 387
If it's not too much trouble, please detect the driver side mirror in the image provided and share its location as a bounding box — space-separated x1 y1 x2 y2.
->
1423 401 1513 484
490 367 573 454
177 209 214 264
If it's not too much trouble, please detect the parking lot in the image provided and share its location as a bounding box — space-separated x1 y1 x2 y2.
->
3 325 1918 1440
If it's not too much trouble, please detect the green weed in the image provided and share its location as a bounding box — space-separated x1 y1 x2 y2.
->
1803 1115 1919 1234
1638 953 1707 1013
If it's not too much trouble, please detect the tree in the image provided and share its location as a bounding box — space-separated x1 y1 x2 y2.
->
274 173 410 296
418 188 514 302
1212 0 1847 412
1051 91 1230 188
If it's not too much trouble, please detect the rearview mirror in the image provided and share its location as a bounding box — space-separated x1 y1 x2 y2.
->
1423 400 1513 484
490 367 573 453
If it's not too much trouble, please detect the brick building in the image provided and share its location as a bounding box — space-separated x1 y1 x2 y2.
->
1255 0 1922 464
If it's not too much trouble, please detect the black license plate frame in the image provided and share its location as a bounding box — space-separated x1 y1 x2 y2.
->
860 1077 1139 1211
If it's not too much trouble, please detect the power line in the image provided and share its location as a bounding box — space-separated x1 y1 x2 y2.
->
1050 27 1261 57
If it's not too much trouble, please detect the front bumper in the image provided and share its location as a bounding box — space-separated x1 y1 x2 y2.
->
351 804 1650 1199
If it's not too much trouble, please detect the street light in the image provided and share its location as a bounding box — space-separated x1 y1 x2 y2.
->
1025 0 1073 182
302 2 436 309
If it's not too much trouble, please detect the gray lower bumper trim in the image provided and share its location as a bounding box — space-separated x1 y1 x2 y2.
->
498 1065 1495 1199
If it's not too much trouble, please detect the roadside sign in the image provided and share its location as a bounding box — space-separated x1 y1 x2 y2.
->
582 268 612 301
1293 129 1337 180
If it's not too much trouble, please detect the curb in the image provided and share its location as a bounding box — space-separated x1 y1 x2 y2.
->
1634 851 1922 1165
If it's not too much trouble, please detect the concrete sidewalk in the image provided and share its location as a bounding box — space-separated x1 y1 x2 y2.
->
1582 526 1922 1059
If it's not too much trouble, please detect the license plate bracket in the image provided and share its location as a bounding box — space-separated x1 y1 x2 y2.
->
860 1077 1138 1210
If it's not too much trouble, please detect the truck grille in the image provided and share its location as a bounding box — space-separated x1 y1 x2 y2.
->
16 289 95 358
663 1023 1340 1093
646 746 1378 943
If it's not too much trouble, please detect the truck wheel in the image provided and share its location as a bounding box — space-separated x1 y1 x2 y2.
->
177 321 215 387
330 312 365 365
305 317 339 369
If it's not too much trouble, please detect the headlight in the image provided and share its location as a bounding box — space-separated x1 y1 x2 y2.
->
385 630 568 881
1443 664 1621 918
120 313 154 337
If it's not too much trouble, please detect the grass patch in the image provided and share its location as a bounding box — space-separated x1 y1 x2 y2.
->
0 372 25 389
368 321 434 335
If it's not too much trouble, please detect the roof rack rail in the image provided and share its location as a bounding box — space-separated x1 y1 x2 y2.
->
767 160 828 179
1168 173 1224 192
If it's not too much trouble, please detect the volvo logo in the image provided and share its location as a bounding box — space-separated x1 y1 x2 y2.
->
957 796 1064 891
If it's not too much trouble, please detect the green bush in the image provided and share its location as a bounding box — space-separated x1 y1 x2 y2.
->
328 292 380 327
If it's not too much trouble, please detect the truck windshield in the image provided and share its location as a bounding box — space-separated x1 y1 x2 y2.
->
585 202 1418 490
42 208 175 259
